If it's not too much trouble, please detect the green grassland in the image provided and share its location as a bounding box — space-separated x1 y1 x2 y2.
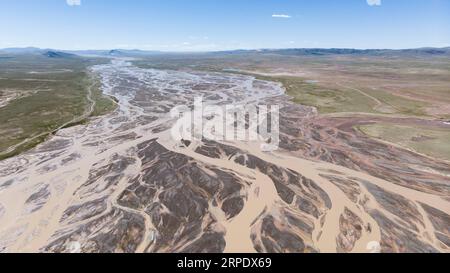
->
90 75 118 117
282 78 379 114
0 55 115 160
358 123 450 161
238 73 381 114
259 76 431 117
213 71 430 117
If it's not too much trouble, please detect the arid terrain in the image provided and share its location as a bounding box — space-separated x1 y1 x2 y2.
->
0 50 449 253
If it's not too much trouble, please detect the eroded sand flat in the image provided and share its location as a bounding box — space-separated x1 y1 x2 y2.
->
0 59 449 253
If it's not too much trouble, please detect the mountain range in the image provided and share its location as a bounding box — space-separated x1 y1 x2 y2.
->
1 47 449 58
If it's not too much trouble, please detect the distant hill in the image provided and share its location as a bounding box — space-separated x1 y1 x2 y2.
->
0 48 79 59
108 49 123 56
0 47 44 55
107 49 162 56
214 47 450 57
43 51 77 58
61 49 162 57
0 47 163 58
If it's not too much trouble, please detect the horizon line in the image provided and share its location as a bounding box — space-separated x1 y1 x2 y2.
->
1 45 449 53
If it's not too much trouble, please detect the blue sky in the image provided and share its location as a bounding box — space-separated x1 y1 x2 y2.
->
0 0 449 51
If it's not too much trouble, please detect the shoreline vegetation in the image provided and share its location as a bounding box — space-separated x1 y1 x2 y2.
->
0 56 117 161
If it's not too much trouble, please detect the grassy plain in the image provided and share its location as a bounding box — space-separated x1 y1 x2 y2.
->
358 123 450 161
0 54 115 160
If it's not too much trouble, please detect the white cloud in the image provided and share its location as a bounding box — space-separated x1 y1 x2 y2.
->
66 0 81 6
367 0 381 6
272 14 291 19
